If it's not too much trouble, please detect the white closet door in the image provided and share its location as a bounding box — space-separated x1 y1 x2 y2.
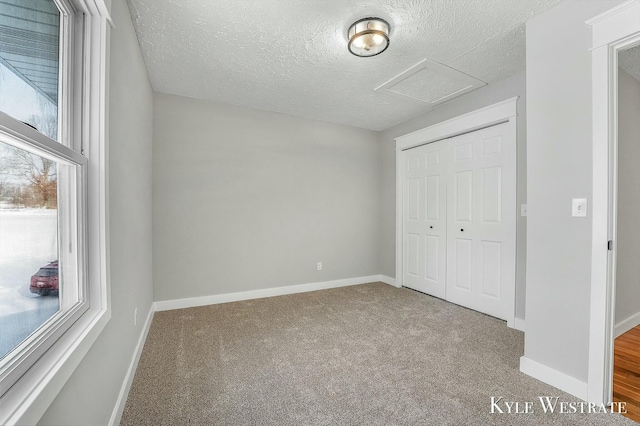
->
403 139 447 299
446 123 516 321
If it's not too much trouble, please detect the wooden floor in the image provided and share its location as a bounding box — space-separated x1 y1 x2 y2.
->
614 325 640 422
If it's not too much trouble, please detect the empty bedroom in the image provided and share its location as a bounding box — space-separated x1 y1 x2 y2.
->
0 0 638 425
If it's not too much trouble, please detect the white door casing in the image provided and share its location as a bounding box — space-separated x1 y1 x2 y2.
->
403 139 447 298
395 97 518 327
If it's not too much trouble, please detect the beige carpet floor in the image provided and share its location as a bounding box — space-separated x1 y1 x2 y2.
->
121 283 636 425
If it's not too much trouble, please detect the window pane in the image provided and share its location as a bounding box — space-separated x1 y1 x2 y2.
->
0 0 60 140
0 141 60 360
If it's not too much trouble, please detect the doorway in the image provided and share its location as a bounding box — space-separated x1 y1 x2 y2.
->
611 44 640 423
587 0 640 405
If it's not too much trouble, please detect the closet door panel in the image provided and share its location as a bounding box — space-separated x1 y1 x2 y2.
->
402 140 447 299
446 123 515 321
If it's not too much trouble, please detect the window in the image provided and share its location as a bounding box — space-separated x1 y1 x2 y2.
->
0 0 86 393
0 0 110 423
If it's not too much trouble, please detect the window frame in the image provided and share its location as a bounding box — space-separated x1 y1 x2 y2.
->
0 115 89 394
0 0 112 424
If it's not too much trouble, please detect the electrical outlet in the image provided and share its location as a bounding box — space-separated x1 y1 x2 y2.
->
134 307 138 326
317 262 322 271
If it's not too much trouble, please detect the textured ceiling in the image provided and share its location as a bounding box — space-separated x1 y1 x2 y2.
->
620 45 640 82
126 0 562 131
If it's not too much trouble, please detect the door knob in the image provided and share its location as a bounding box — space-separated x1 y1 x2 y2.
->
461 228 464 232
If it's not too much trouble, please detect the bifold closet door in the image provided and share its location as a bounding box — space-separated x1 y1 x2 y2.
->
402 139 447 299
446 123 515 321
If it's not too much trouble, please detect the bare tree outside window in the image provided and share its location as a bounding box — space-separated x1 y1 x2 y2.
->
0 147 57 209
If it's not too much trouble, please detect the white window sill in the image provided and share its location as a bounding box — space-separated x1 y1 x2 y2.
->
0 307 111 425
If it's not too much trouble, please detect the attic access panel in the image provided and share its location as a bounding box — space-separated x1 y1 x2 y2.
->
375 58 486 106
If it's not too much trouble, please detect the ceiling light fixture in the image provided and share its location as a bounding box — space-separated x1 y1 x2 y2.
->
348 17 390 57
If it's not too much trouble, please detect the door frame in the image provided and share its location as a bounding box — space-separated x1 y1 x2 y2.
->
395 97 518 327
587 0 640 405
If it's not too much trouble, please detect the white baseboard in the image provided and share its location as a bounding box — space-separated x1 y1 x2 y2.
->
615 311 640 338
154 275 384 311
108 305 155 426
520 356 588 400
514 317 525 332
380 275 399 288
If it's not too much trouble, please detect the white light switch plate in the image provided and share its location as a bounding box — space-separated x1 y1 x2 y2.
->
521 204 527 217
572 198 587 217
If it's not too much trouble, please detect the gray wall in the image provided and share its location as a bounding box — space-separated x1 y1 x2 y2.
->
38 0 154 424
153 93 380 302
615 68 640 327
524 0 625 384
378 72 527 321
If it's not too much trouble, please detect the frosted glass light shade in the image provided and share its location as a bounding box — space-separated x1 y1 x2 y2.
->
348 18 390 57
